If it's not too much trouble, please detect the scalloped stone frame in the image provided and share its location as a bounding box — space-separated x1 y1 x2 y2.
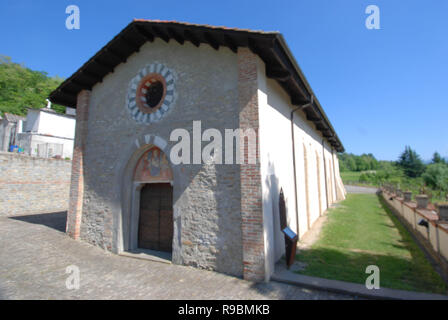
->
126 63 175 124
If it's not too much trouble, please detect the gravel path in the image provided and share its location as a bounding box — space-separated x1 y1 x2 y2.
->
345 185 379 194
0 212 353 300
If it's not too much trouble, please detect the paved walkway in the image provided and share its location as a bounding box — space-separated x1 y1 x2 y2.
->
0 212 353 300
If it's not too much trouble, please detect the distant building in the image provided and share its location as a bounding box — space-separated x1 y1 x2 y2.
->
0 113 26 152
16 107 76 159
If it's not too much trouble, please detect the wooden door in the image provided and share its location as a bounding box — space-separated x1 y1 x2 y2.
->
138 183 173 252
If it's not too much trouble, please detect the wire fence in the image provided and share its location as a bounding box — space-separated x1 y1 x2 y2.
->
37 143 64 158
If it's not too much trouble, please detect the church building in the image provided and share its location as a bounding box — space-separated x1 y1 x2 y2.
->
49 20 346 282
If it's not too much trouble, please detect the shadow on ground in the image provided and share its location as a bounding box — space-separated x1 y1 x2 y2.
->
9 211 67 233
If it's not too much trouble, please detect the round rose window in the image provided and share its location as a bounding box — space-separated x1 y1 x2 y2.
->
126 63 175 124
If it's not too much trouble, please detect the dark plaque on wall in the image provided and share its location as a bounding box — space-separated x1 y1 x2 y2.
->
282 226 297 241
282 227 298 269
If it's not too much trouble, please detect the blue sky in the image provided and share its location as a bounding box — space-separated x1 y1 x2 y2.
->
1 0 447 161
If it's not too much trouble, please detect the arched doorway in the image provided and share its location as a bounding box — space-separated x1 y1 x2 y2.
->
138 183 173 252
131 145 174 255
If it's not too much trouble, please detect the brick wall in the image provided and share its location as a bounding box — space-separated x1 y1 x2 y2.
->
0 151 71 216
238 48 266 281
67 90 90 239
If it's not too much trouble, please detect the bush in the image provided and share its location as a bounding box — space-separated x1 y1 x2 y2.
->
423 163 448 192
359 173 369 182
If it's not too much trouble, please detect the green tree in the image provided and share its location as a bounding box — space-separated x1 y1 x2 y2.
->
431 152 446 164
354 156 367 171
346 157 356 171
338 152 381 172
423 163 448 191
0 55 65 116
396 146 425 178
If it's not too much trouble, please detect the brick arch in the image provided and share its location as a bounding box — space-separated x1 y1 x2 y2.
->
133 134 169 156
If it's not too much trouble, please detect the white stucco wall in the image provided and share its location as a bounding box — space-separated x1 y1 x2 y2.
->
439 229 448 261
256 57 344 279
24 110 40 133
36 110 75 139
19 109 75 159
403 205 417 228
292 107 337 238
25 109 75 139
333 151 346 201
257 57 296 279
429 223 438 252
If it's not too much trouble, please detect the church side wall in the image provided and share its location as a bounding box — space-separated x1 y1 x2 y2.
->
256 57 345 278
256 58 295 279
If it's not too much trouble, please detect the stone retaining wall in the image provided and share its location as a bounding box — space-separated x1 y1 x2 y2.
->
381 188 448 279
0 151 71 216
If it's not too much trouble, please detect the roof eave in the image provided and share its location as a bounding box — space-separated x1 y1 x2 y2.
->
49 20 344 152
276 34 344 152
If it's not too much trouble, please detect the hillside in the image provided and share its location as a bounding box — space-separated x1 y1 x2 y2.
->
0 55 65 116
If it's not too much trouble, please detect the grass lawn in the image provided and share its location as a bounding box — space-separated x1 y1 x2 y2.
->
295 193 447 294
340 171 363 184
340 171 377 187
